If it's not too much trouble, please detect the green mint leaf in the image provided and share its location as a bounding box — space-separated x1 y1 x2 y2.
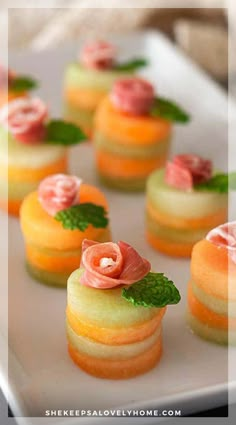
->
195 173 228 193
54 203 108 231
195 171 236 193
10 76 38 92
150 96 190 123
45 120 87 145
114 58 148 72
122 272 181 308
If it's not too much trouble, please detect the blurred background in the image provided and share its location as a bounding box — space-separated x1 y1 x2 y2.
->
3 1 235 96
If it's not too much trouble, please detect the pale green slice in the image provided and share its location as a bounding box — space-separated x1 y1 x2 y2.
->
64 63 134 91
146 211 209 244
147 169 228 219
68 268 160 328
0 126 66 168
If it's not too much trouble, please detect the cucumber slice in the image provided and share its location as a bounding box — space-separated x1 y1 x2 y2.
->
147 169 228 219
67 322 161 360
0 126 66 168
94 131 170 159
68 268 160 328
64 63 134 91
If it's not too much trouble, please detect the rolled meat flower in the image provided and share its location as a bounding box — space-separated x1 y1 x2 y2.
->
206 221 236 264
38 174 82 216
80 40 116 70
80 239 151 289
110 77 155 115
165 154 213 191
0 97 48 144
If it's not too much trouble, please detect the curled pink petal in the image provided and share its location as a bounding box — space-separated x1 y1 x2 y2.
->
0 97 48 144
80 40 116 70
110 77 155 116
80 240 151 289
118 241 151 281
165 154 213 190
173 154 212 184
206 221 236 264
165 161 193 191
38 174 82 216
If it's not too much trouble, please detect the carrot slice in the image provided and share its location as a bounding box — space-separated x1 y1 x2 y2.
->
64 87 106 111
1 155 68 183
188 283 236 330
96 150 167 179
95 97 172 146
147 201 228 230
68 337 162 379
147 230 193 257
0 198 21 216
66 306 166 345
20 183 109 250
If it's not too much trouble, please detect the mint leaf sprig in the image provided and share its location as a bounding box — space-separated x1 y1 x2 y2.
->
10 76 38 92
195 172 236 194
55 203 108 231
122 272 181 308
114 58 148 72
150 97 190 123
45 120 87 146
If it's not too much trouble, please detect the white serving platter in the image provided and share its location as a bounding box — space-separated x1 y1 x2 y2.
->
1 31 236 425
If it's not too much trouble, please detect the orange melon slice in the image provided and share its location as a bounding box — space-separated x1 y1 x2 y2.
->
68 336 162 379
66 306 166 345
191 239 236 300
188 283 236 330
147 230 193 257
96 150 167 179
0 198 21 216
20 183 109 250
95 97 172 146
3 155 68 183
64 87 106 111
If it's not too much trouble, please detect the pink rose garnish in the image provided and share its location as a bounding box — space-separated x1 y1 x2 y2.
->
206 221 236 264
80 239 151 289
0 97 48 144
110 77 155 115
80 40 116 70
165 154 213 191
38 174 82 216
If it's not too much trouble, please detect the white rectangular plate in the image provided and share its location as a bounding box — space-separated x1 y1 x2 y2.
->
1 31 236 424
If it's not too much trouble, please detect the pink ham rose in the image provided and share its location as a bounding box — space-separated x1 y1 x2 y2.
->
110 77 155 115
80 40 116 70
80 239 151 289
206 221 236 265
0 97 48 144
38 174 82 216
165 154 212 191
